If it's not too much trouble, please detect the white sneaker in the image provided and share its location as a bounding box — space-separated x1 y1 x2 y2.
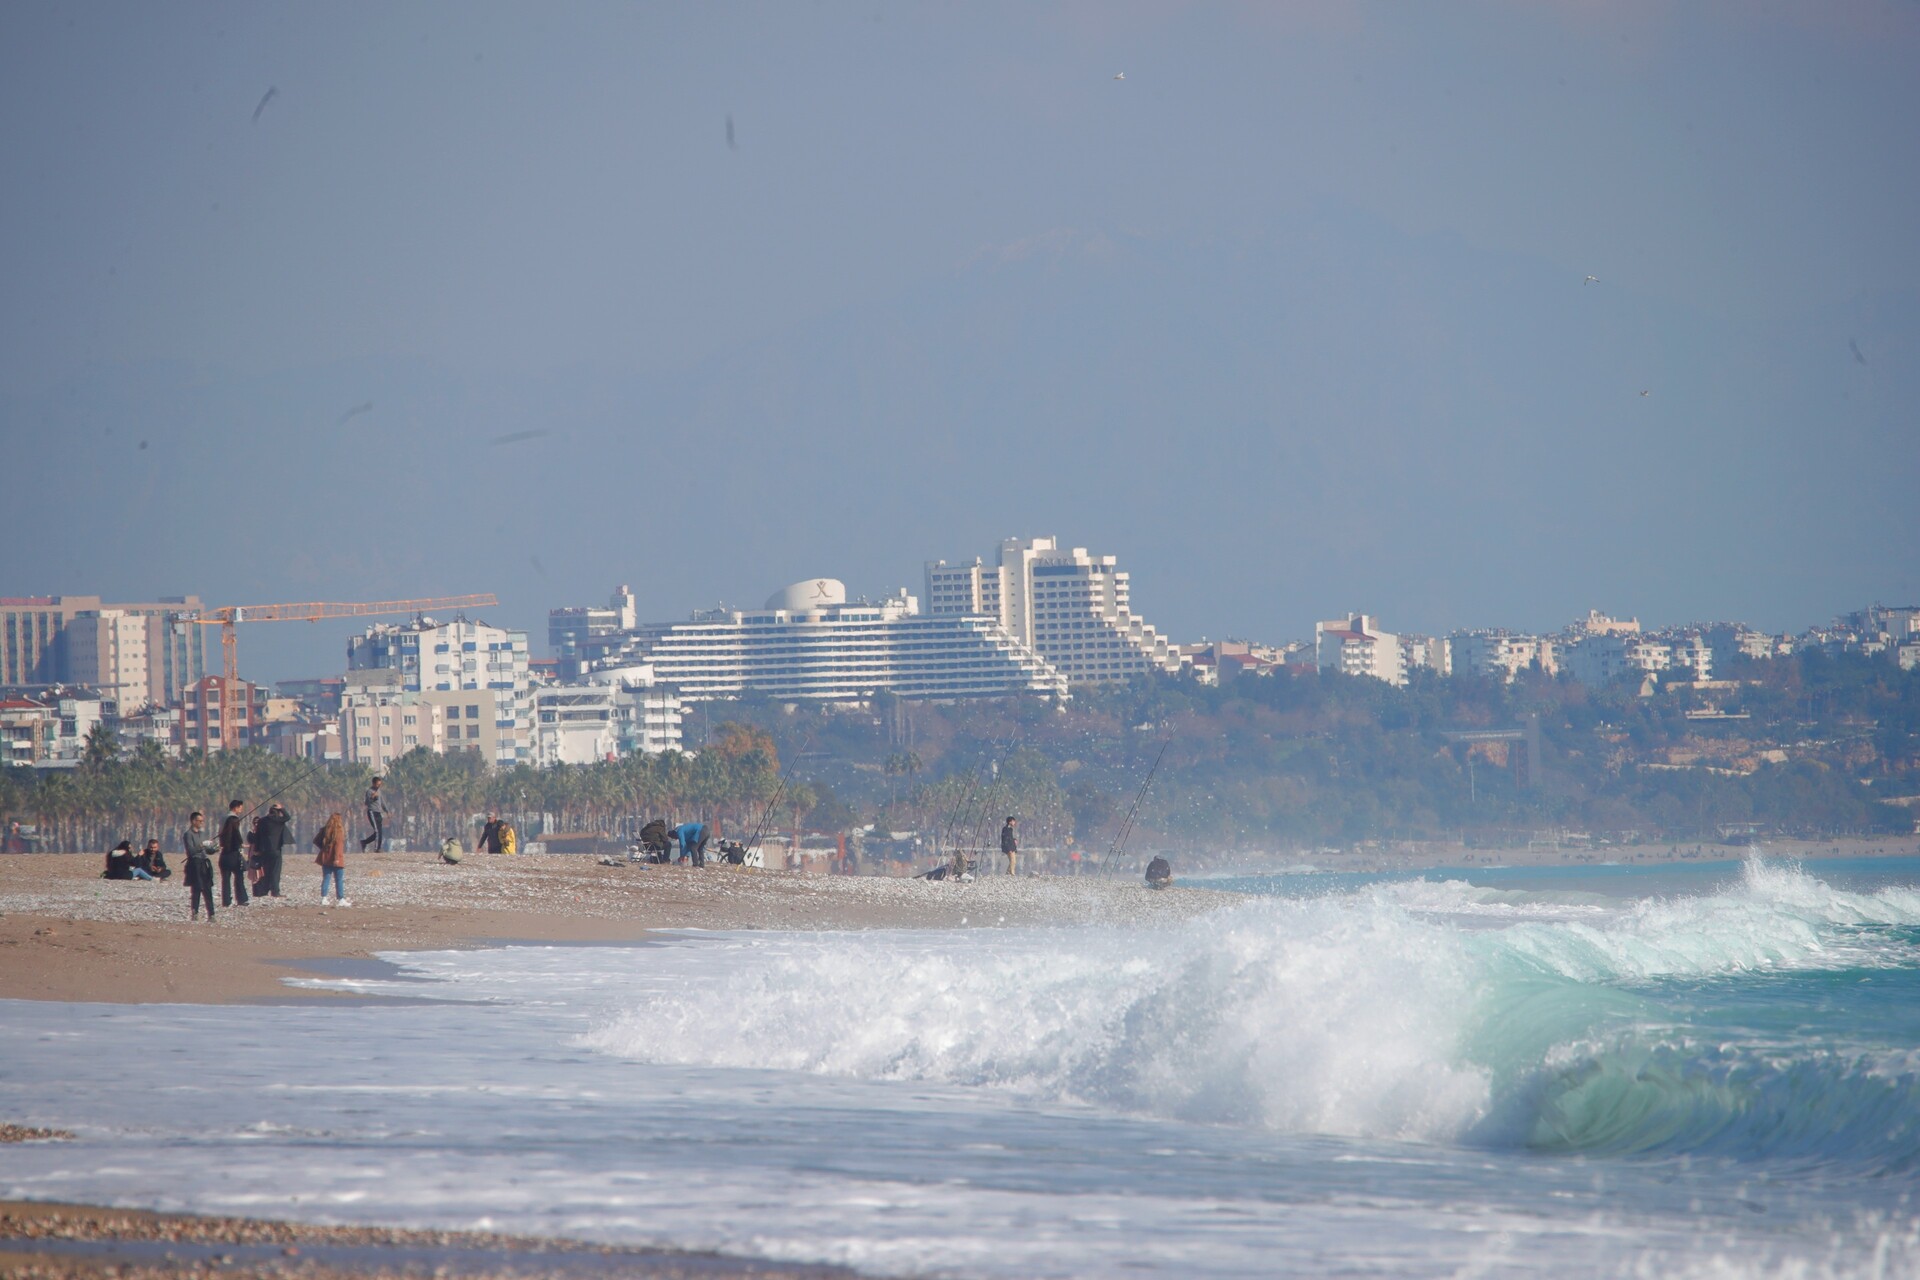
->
337 899 351 908
321 899 333 907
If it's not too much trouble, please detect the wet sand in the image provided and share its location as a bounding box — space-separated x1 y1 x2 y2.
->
0 1199 860 1279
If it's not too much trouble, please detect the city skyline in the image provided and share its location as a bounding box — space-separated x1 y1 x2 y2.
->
3 5 1916 685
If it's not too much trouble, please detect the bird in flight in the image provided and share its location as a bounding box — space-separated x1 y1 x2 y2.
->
336 401 373 426
1638 389 1651 397
726 114 736 151
1113 72 1126 80
1850 338 1868 366
489 428 550 446
1583 275 1599 285
252 86 278 123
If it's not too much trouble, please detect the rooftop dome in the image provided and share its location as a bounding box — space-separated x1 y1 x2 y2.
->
766 578 847 612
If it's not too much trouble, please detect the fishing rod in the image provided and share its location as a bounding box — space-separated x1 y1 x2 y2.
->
1101 735 1169 879
934 739 999 871
240 756 332 821
742 732 813 856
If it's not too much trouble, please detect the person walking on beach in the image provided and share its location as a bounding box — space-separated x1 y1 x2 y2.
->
182 810 217 922
255 803 292 898
314 812 349 906
475 813 505 855
360 777 387 852
1001 817 1019 877
217 800 250 908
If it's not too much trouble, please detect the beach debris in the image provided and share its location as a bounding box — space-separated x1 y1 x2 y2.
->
0 1124 75 1142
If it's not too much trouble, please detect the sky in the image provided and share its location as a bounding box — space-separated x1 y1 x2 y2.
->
2 1 1917 685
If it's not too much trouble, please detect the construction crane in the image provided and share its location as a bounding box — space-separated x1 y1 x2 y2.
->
176 595 501 684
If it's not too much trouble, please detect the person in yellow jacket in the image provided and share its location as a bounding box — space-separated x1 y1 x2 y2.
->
500 821 518 855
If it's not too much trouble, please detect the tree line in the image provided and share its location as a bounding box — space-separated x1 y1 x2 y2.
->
1 723 802 854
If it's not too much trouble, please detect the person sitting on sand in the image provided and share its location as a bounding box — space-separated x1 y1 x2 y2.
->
103 840 153 881
137 838 171 880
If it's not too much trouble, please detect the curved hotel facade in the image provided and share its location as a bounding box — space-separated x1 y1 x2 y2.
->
585 579 1067 704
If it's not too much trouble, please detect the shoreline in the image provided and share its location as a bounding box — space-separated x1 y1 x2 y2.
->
0 1199 862 1279
2 839 1913 1006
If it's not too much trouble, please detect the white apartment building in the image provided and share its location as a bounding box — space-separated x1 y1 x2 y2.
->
1314 615 1406 685
594 579 1067 704
533 667 684 766
1559 633 1711 686
1451 631 1551 683
1400 634 1452 677
348 616 533 766
925 536 1183 686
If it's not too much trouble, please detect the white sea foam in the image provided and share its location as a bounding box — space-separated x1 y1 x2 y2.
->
579 860 1920 1152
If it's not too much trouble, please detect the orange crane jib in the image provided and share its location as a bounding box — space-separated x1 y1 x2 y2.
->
181 594 500 683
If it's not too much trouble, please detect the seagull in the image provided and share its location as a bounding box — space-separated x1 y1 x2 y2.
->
1583 275 1599 285
336 401 373 426
252 86 278 124
1850 338 1868 366
1113 71 1126 80
725 113 736 151
1638 389 1651 397
489 428 550 446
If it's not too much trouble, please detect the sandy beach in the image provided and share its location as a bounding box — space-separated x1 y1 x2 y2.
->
0 852 1225 1005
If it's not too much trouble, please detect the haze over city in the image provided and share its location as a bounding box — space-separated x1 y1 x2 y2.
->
3 2 1917 685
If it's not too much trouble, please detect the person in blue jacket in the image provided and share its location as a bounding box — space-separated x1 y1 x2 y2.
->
673 821 710 868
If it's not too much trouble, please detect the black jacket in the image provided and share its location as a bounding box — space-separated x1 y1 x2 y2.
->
256 811 293 856
1000 823 1018 854
218 813 247 869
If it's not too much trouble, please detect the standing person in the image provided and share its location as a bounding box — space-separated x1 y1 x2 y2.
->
217 800 250 908
475 813 505 855
255 803 292 898
182 811 217 922
313 812 348 906
360 777 387 852
1000 817 1019 877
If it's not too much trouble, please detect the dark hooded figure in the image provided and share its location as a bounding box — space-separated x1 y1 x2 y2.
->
638 818 671 862
1145 856 1172 890
254 803 293 897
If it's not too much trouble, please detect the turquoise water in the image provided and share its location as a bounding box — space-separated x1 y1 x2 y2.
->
2 856 1918 1276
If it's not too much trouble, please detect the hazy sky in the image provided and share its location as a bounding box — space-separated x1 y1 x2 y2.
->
3 2 1916 684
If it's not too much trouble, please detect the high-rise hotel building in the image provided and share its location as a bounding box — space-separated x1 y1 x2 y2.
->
582 579 1067 704
925 537 1184 686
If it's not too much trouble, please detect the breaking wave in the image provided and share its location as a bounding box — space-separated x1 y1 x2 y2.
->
580 860 1920 1172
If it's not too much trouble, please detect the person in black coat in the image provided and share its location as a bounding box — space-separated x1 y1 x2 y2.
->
217 800 250 907
182 811 217 921
254 803 293 898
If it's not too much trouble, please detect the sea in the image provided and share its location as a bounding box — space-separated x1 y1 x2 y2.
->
3 854 1919 1278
